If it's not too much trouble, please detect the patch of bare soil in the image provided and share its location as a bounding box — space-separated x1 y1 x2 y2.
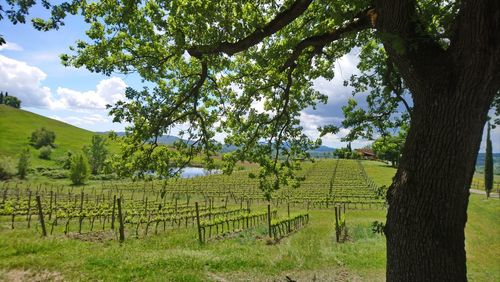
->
1 269 64 282
66 230 115 242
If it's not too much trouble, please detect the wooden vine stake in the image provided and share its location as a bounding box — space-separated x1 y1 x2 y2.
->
334 206 339 243
195 202 203 244
36 195 47 237
111 195 116 230
79 192 84 233
117 197 125 243
267 204 272 238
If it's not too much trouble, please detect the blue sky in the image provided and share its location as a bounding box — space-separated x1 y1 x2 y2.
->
0 5 498 151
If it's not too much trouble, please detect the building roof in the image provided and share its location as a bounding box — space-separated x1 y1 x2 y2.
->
355 148 376 156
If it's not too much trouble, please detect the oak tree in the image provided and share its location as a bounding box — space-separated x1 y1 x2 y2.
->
3 0 500 280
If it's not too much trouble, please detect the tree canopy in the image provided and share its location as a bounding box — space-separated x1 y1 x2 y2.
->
2 0 499 280
30 127 56 149
0 92 21 108
83 134 109 175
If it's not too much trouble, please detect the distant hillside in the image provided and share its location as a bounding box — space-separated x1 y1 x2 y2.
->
111 132 336 155
0 105 110 167
107 132 185 145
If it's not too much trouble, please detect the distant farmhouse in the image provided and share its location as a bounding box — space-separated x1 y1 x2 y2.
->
355 148 376 160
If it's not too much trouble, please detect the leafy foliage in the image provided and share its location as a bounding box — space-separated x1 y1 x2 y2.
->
0 92 21 108
30 127 56 149
17 148 30 179
69 153 89 185
371 221 385 235
59 150 73 169
38 145 53 160
0 156 16 180
83 134 109 175
491 92 500 128
333 147 359 159
371 130 406 167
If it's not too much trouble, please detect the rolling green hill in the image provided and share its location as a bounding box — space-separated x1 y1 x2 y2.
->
0 105 111 167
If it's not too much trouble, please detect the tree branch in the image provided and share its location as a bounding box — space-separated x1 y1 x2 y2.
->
451 0 500 90
281 7 376 71
187 0 312 58
374 0 449 92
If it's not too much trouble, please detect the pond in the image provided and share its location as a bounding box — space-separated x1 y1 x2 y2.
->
180 167 221 178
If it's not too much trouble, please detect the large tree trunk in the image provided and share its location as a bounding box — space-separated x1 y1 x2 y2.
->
374 0 500 280
385 80 494 281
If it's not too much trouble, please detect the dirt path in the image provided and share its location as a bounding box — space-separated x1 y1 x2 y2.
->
469 188 499 198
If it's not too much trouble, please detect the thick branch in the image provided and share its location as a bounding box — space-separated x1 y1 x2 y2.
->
384 58 413 116
187 0 312 58
452 0 500 91
282 7 376 70
374 0 449 93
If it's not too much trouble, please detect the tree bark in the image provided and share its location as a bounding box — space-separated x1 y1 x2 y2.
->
385 78 495 281
374 0 500 280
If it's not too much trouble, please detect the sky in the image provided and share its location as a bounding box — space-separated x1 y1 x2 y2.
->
0 5 498 151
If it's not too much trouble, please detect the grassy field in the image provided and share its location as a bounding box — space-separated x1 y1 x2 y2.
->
0 160 498 281
0 208 386 281
0 105 115 168
472 172 500 192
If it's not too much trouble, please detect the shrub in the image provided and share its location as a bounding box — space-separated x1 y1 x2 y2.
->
70 154 89 185
89 173 118 180
0 157 16 180
30 127 56 149
39 146 53 160
40 169 68 179
17 148 30 179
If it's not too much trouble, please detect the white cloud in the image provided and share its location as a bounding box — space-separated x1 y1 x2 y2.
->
0 42 23 52
50 113 109 126
0 55 126 109
0 54 62 108
57 77 127 109
312 53 359 105
300 111 373 148
301 112 342 138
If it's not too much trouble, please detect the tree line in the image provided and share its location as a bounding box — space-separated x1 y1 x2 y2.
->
0 92 21 109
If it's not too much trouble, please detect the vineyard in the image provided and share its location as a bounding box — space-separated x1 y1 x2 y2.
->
0 159 382 242
0 160 498 281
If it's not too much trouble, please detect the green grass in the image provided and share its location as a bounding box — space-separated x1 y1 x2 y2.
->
361 160 396 187
0 208 386 281
0 160 498 281
471 172 500 191
0 105 117 168
465 195 500 281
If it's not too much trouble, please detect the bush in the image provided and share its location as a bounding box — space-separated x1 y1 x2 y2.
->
0 157 16 180
89 173 118 181
39 146 53 160
70 154 89 185
17 148 30 179
30 127 56 149
40 169 68 179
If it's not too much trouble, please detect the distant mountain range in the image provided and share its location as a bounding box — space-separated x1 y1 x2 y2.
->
105 132 336 154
